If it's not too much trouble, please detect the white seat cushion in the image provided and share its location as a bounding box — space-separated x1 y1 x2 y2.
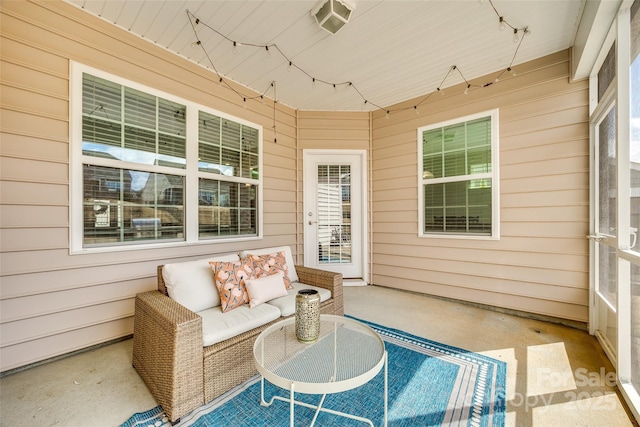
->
240 246 298 283
198 303 281 347
264 282 331 317
162 253 240 313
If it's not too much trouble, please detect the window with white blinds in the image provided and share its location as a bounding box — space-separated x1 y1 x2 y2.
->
418 110 499 239
72 63 262 251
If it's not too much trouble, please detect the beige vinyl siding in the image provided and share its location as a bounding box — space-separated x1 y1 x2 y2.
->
295 111 371 265
371 49 590 322
0 0 298 372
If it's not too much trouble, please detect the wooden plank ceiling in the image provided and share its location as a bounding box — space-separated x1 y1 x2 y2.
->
65 0 585 111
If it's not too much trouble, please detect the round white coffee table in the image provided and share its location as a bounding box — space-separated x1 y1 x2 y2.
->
253 314 387 427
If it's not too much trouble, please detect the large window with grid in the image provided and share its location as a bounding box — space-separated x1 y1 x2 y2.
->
71 63 262 251
418 110 499 239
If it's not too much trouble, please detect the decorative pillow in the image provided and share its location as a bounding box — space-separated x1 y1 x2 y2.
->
240 246 299 283
244 273 289 308
247 251 293 290
209 258 253 313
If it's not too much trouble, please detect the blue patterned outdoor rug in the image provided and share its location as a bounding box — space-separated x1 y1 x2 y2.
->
122 316 506 427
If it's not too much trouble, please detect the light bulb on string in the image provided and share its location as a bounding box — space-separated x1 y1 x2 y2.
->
362 100 368 111
191 40 201 48
386 111 390 120
312 78 316 89
437 87 444 96
288 61 293 72
508 67 516 76
513 29 519 43
499 17 505 31
218 77 223 86
243 97 247 109
414 106 419 115
464 84 470 95
265 46 271 58
333 84 337 94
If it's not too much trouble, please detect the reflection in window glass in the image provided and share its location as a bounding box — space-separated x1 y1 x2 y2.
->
83 165 184 245
198 178 257 238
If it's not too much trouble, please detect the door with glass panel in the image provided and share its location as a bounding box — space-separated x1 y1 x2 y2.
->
592 101 619 359
303 151 365 279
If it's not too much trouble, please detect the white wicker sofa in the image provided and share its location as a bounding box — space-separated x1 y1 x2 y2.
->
132 246 344 422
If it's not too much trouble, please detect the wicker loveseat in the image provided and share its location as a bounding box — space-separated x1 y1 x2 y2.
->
132 246 344 422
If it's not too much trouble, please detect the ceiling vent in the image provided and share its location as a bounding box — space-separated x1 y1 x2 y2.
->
311 0 355 35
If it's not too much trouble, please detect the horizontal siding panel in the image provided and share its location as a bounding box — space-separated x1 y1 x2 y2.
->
0 205 68 228
0 37 69 79
373 274 588 322
373 232 588 255
0 156 68 183
500 221 588 239
1 108 68 141
375 254 588 289
372 265 588 308
0 227 68 252
501 206 588 223
0 278 149 324
501 123 588 149
501 189 589 208
298 128 369 141
0 264 158 299
502 172 589 193
0 181 68 205
1 83 68 118
0 133 69 162
0 318 133 372
374 242 587 272
1 299 134 347
501 138 588 166
501 156 588 181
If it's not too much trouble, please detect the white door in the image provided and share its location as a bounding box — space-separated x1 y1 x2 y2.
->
303 150 367 280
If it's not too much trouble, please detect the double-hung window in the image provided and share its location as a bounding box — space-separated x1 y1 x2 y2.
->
70 63 262 252
418 110 499 239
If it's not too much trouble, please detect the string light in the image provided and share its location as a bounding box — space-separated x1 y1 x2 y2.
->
185 0 529 119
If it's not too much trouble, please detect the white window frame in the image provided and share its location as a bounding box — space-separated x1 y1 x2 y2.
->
417 109 500 240
69 62 263 254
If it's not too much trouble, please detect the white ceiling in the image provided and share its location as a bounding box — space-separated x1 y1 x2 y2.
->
65 0 586 111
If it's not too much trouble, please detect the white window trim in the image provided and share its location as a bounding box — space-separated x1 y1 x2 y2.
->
69 61 263 254
417 109 500 240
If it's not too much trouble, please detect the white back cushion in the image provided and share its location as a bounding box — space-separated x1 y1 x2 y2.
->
162 253 240 312
240 246 298 282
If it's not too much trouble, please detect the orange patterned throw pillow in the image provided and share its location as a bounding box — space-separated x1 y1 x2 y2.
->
209 259 253 312
247 251 293 290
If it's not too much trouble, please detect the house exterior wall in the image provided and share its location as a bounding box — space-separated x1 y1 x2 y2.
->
0 0 299 372
0 0 589 373
370 50 590 322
